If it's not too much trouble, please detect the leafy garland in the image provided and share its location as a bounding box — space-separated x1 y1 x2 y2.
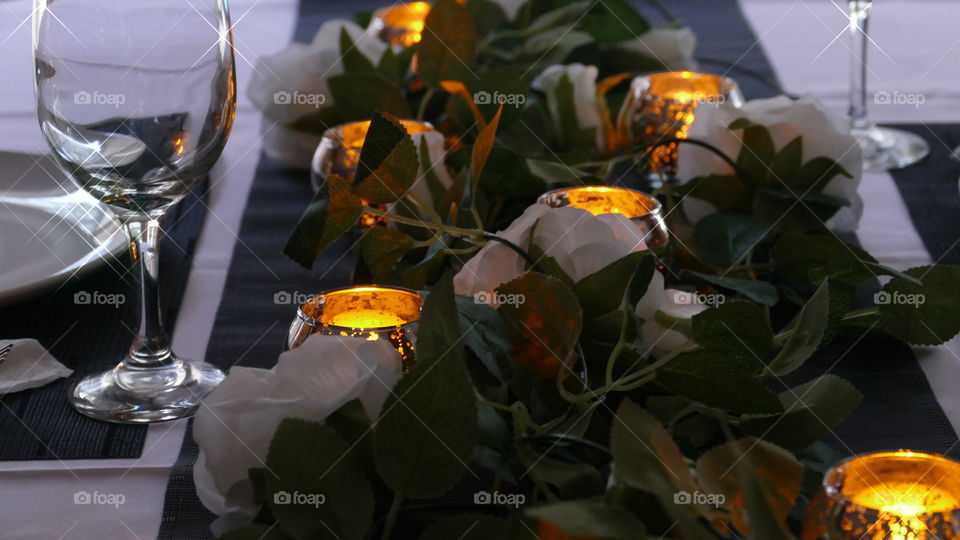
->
225 0 960 538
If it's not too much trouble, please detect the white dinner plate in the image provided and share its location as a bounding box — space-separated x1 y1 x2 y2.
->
0 151 126 306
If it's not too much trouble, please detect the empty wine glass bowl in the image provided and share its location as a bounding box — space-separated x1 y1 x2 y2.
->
34 0 236 423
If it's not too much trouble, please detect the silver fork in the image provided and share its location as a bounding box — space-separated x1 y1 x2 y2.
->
0 344 13 366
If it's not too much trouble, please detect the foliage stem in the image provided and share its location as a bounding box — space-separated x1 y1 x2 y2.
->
381 493 403 540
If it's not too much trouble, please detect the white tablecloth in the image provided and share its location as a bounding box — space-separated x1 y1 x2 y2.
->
0 1 957 538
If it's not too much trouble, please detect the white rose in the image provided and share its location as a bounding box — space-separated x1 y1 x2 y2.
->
193 334 401 536
453 204 648 298
247 20 389 168
677 94 863 232
618 27 698 72
532 64 605 152
634 272 708 358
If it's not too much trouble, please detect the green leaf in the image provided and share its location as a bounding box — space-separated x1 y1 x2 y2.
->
551 71 600 150
455 295 513 382
692 301 774 362
419 515 513 540
696 437 802 539
769 136 803 186
753 187 846 234
766 280 831 376
355 113 408 184
693 212 767 268
359 227 415 282
472 106 503 182
580 0 651 44
526 501 647 539
265 419 374 540
610 399 710 539
519 445 605 499
283 175 362 269
339 28 376 74
790 156 851 192
691 272 779 306
327 73 410 120
774 233 878 285
735 123 776 186
674 174 751 213
418 0 477 86
656 350 782 414
497 272 583 379
353 135 419 204
324 400 374 473
878 265 960 346
449 147 546 200
375 273 478 498
741 375 863 451
576 251 654 319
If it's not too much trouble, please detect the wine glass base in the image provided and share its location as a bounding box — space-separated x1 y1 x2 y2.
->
855 126 930 171
68 358 225 424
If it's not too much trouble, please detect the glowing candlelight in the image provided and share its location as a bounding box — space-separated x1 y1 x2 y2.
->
367 2 433 47
620 71 743 182
286 286 423 368
537 186 669 249
804 451 960 539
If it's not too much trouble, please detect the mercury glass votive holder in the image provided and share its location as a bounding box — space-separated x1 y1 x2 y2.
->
620 71 744 183
286 286 424 369
367 2 433 47
803 451 960 539
537 186 670 249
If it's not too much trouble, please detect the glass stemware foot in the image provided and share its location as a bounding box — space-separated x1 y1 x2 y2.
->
853 124 930 170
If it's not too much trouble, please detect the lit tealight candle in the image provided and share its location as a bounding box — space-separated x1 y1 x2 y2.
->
286 286 424 368
537 186 669 249
620 71 744 182
804 451 960 540
367 2 433 47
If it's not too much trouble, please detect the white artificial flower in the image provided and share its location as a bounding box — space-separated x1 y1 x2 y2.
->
618 27 698 72
634 272 708 358
532 64 605 152
453 204 648 298
247 19 389 168
677 94 863 232
193 335 401 536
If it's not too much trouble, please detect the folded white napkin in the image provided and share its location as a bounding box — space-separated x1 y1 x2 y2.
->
0 339 72 394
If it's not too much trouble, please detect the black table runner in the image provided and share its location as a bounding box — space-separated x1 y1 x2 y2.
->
158 1 959 537
0 179 208 460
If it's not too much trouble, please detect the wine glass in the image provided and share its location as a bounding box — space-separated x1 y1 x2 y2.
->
34 0 236 422
848 0 929 170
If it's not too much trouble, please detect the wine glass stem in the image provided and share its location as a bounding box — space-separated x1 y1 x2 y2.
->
848 0 873 132
125 218 174 369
